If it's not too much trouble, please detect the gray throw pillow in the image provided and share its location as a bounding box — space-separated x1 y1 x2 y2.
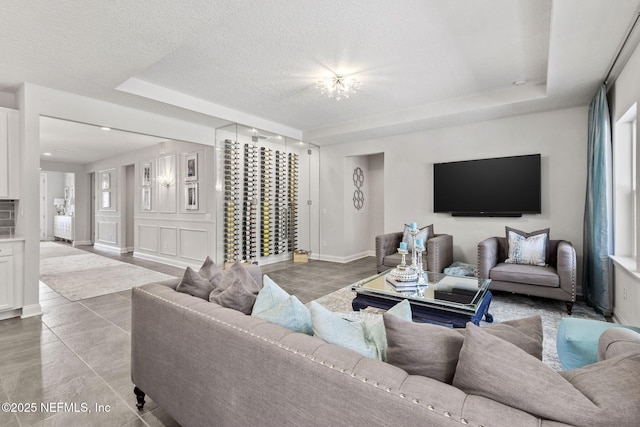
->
385 314 462 383
176 256 223 300
453 323 640 426
504 226 549 266
199 256 222 281
209 261 262 314
384 314 543 384
176 266 215 300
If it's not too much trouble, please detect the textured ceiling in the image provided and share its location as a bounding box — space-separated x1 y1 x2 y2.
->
1 0 640 162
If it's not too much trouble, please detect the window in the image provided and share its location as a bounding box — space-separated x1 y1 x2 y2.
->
613 104 637 260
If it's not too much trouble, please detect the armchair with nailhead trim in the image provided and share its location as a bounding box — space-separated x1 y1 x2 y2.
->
375 231 453 274
477 237 576 314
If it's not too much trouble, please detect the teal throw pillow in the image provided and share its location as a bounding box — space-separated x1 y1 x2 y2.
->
309 299 412 361
251 275 313 335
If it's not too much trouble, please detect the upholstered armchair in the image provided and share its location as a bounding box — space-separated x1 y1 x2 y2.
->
477 234 577 314
375 230 453 274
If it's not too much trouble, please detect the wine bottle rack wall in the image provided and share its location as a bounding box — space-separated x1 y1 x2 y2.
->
223 140 240 264
223 139 299 263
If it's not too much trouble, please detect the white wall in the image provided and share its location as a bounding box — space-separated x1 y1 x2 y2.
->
319 106 588 282
609 38 640 327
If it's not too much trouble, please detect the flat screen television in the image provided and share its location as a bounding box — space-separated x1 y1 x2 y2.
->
433 154 541 217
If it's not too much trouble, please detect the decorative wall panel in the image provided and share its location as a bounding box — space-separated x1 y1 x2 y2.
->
137 224 158 252
179 228 207 261
159 226 178 256
97 221 117 244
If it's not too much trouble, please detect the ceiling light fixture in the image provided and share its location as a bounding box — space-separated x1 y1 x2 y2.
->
317 74 360 101
101 127 111 131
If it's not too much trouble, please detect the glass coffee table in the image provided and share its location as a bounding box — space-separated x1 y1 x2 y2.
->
351 271 493 328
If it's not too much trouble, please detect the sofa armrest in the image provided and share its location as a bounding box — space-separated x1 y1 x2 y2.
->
375 232 403 271
556 241 577 302
426 234 453 273
477 237 499 279
598 328 640 361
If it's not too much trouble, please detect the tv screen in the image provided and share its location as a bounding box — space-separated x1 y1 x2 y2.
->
433 154 541 217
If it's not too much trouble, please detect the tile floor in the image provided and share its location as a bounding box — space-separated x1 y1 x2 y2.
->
1 245 377 426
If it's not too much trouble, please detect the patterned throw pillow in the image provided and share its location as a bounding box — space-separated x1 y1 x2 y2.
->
402 224 433 252
504 226 549 266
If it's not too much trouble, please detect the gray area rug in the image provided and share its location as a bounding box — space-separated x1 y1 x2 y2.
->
40 242 176 301
312 284 605 371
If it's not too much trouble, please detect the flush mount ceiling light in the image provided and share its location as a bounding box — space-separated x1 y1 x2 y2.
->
316 74 360 101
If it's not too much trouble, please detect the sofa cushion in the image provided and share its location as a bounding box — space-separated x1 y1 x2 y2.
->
309 300 412 361
209 261 262 314
384 314 543 384
251 275 312 335
489 263 559 287
402 224 433 252
453 323 640 427
505 227 549 266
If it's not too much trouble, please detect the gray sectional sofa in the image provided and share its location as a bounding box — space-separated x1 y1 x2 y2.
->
131 276 640 427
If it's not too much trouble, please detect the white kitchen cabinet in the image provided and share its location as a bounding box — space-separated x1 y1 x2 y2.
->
0 240 23 317
53 215 74 241
0 107 19 199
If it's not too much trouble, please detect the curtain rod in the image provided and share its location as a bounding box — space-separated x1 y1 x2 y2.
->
605 12 640 85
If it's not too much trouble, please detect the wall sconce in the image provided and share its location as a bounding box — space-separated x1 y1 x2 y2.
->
157 174 175 188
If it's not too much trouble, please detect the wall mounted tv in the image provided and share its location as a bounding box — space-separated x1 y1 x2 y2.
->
433 154 541 217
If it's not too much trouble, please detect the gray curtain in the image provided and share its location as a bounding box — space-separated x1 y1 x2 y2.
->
582 84 613 316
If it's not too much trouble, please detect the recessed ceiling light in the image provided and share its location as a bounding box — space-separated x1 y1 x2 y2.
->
43 152 52 156
100 127 111 131
513 80 528 86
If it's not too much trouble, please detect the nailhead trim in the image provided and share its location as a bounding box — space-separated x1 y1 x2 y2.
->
136 286 476 425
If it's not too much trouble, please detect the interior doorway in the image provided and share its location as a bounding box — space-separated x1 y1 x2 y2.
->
344 153 384 257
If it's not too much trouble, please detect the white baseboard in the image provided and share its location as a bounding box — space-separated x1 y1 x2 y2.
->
0 308 22 321
612 313 627 325
93 243 127 254
133 251 197 270
72 240 92 246
318 251 374 264
20 303 43 319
